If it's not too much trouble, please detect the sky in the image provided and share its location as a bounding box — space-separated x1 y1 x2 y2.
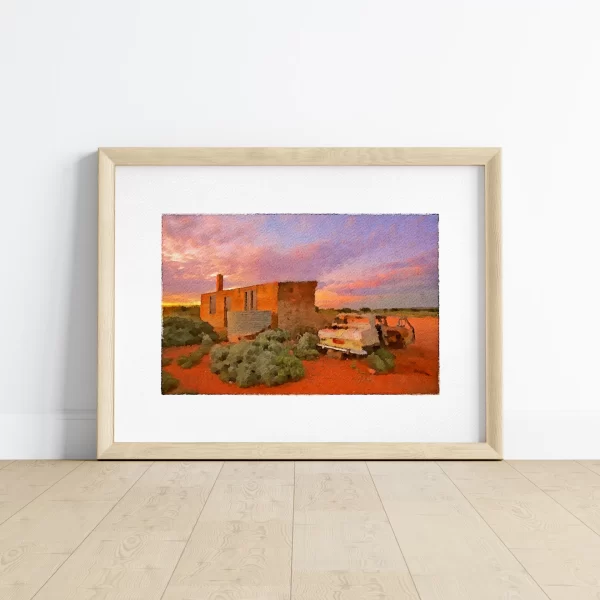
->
162 214 439 309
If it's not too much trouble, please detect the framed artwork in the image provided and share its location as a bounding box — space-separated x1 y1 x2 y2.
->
98 148 501 459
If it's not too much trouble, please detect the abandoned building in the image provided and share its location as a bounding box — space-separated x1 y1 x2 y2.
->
200 274 318 334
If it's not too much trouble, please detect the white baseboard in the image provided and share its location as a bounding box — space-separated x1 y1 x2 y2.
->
504 409 600 459
0 411 97 459
0 410 598 460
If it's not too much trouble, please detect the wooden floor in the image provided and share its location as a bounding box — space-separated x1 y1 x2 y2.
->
0 461 599 599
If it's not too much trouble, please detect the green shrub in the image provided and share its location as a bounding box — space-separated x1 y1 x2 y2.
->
375 347 395 369
176 351 200 369
200 333 214 346
210 344 230 362
254 350 279 385
294 332 320 360
287 324 319 339
367 354 387 373
162 316 218 347
218 364 238 383
161 370 179 394
275 354 305 381
225 341 256 365
161 357 173 367
209 344 229 374
177 354 191 367
367 347 395 374
266 340 285 354
258 354 288 386
254 329 290 348
236 362 260 388
189 346 208 361
208 331 305 388
254 350 305 386
175 334 216 369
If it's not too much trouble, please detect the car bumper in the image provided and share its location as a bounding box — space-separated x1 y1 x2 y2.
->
317 343 367 356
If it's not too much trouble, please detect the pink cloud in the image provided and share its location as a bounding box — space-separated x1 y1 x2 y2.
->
162 214 439 308
163 216 386 298
324 249 437 297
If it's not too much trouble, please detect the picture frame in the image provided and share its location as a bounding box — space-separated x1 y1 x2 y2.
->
98 147 501 460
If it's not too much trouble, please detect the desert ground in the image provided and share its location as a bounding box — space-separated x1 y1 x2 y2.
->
162 316 439 395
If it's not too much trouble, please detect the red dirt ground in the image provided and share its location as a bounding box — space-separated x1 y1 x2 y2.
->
162 316 439 395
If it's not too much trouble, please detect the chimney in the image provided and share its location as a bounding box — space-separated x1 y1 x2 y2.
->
216 273 224 292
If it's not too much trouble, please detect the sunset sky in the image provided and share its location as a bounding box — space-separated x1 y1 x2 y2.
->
162 214 439 309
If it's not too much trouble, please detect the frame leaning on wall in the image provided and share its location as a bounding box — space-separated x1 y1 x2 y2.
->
98 147 502 460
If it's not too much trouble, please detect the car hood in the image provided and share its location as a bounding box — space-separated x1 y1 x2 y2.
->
318 327 363 341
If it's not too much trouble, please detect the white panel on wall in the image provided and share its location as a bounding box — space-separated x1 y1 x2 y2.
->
0 0 599 458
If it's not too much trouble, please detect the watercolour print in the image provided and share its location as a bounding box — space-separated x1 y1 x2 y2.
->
161 214 439 396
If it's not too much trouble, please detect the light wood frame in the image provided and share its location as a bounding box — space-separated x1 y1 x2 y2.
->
98 147 502 460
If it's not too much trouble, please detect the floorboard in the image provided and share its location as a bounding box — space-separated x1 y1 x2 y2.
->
370 461 548 600
0 461 150 600
509 460 600 536
440 460 600 600
0 460 82 524
293 461 419 599
34 461 222 600
0 460 598 600
161 461 293 600
580 461 600 476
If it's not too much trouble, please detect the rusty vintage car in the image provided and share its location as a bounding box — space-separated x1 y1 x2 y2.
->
317 313 415 356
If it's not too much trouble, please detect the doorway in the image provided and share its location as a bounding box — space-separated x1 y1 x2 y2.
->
224 296 231 326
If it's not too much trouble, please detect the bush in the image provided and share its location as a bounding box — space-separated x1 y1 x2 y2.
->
266 340 285 355
294 332 320 360
367 347 396 374
367 354 387 373
162 316 218 348
208 331 305 388
275 353 305 381
227 341 258 364
210 344 229 362
288 324 319 339
252 351 305 386
177 354 191 367
254 329 290 348
376 347 395 368
218 365 237 383
175 334 215 368
200 333 214 346
161 357 173 367
161 370 179 394
177 357 193 369
254 350 279 385
236 362 259 388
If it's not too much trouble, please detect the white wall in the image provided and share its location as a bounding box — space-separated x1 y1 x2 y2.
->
1 0 598 459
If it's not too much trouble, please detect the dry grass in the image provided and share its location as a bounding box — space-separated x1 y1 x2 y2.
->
317 307 438 319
